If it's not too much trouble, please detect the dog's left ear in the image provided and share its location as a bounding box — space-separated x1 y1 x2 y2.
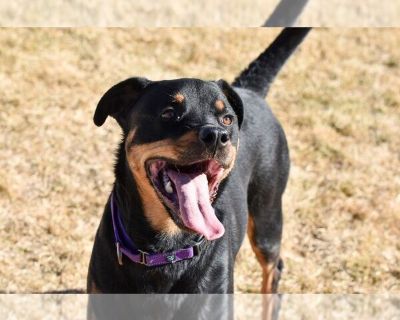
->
216 79 244 128
93 77 151 129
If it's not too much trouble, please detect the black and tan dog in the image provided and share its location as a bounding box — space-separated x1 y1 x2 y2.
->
87 28 311 293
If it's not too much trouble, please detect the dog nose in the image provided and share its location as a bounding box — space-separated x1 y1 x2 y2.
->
199 126 229 150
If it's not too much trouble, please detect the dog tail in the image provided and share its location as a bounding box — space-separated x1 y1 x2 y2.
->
232 28 311 98
263 0 309 27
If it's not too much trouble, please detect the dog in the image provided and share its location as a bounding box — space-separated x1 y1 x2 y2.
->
263 0 309 26
87 28 311 293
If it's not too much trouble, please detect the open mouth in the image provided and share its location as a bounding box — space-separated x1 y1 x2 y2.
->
146 159 226 240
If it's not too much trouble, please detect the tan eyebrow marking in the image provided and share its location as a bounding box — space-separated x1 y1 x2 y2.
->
215 99 225 111
173 93 185 103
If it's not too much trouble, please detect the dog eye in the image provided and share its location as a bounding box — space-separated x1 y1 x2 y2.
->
221 115 233 126
160 107 178 121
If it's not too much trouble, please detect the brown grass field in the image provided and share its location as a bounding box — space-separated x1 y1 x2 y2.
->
1 0 400 26
0 28 399 293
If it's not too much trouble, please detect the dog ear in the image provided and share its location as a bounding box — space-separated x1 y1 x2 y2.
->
216 79 244 128
93 77 151 128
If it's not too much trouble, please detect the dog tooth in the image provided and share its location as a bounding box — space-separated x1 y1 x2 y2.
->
162 171 169 183
165 180 173 194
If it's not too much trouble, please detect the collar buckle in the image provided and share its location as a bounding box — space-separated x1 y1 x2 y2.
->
116 242 123 266
193 237 205 256
139 250 149 265
193 243 201 256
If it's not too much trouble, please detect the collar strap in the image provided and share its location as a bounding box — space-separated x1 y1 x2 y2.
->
110 192 204 267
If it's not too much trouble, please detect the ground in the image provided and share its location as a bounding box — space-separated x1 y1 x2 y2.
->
1 0 399 26
0 28 399 293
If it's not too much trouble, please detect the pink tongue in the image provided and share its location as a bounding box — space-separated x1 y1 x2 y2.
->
166 169 225 240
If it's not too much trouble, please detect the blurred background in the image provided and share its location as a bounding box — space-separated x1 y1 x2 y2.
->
0 28 399 293
1 294 400 319
1 0 400 27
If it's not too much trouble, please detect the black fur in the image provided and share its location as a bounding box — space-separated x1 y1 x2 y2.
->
263 0 309 27
233 27 311 97
87 28 310 293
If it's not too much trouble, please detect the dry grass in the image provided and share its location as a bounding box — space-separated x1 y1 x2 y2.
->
1 0 400 26
0 28 399 293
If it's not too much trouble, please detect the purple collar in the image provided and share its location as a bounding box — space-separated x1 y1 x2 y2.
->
110 192 204 267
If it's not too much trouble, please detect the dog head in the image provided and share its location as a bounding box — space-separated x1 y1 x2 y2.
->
94 77 243 240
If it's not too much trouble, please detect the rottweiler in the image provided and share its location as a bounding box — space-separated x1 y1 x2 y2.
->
87 28 311 293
